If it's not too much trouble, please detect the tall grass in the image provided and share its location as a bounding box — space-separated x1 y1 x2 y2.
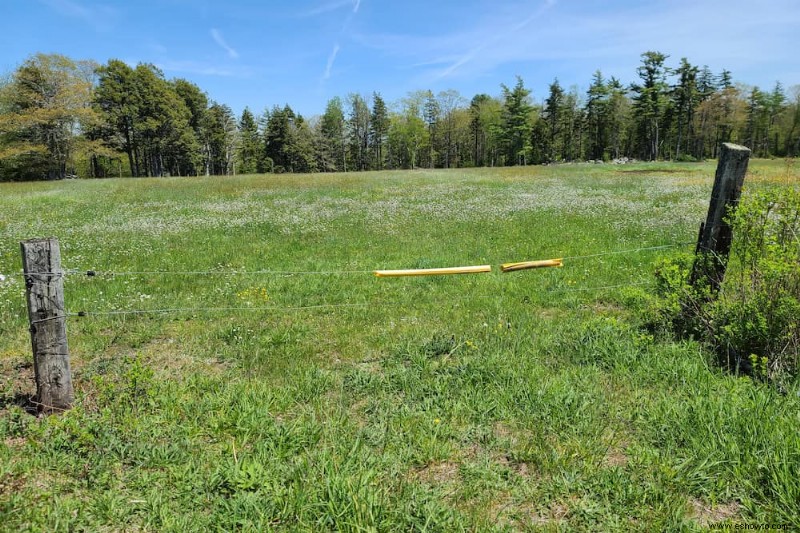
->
0 160 798 530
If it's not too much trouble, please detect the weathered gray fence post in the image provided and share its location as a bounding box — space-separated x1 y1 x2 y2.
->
690 143 751 292
20 238 73 413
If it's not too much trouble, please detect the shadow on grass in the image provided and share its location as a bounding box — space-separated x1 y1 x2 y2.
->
0 391 39 416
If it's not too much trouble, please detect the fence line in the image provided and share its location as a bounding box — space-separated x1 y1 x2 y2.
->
22 279 657 324
545 280 653 292
562 242 694 261
4 241 693 279
13 241 674 325
64 302 372 318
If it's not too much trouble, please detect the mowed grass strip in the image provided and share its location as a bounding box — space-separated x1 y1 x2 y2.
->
1 161 798 531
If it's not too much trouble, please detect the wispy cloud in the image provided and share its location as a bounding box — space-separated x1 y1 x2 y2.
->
317 0 362 82
40 0 117 31
300 0 353 17
432 1 554 81
353 0 800 89
156 59 251 78
211 28 239 59
323 43 341 80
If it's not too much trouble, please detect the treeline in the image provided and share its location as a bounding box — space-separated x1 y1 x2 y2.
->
1 51 799 181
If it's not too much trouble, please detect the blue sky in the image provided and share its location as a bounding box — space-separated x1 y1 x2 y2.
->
2 0 799 117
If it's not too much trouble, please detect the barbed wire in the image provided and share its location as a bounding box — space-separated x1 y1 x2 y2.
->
66 302 372 317
561 242 694 261
20 278 655 325
3 241 693 279
545 280 653 292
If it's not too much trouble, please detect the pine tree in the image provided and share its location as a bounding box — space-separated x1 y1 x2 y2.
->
370 92 389 170
767 81 786 156
631 51 669 160
237 108 260 174
585 71 610 160
422 90 439 168
671 58 699 159
745 87 768 156
501 76 533 165
347 94 371 171
320 97 346 172
542 79 565 162
264 105 293 172
173 78 208 175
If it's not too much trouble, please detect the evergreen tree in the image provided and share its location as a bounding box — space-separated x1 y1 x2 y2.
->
766 81 786 155
422 90 439 168
697 66 717 100
285 114 318 173
606 78 631 159
719 69 734 90
585 71 610 160
543 79 564 161
631 51 669 160
671 58 699 159
347 94 370 171
130 64 194 177
745 87 768 156
370 92 389 170
173 78 208 175
264 105 294 172
560 87 583 161
501 76 533 165
320 96 346 171
237 108 260 174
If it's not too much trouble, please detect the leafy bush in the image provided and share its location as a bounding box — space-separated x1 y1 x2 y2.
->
651 187 800 384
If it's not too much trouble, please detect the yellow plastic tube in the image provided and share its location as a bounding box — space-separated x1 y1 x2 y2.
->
500 258 563 273
374 265 492 277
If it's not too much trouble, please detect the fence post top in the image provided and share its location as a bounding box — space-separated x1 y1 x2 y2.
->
721 143 751 154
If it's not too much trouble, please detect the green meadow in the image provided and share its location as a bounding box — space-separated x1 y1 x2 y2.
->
1 161 798 531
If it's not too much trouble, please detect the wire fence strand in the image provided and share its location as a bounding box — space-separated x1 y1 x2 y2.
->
562 242 694 261
13 277 656 324
4 240 694 279
67 302 372 318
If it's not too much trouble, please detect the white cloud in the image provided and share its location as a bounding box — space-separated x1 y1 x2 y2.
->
211 29 239 59
323 43 341 80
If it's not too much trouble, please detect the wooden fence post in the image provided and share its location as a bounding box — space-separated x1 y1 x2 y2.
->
690 143 751 292
20 238 73 413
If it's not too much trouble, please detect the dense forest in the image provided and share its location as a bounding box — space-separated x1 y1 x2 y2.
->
1 51 798 181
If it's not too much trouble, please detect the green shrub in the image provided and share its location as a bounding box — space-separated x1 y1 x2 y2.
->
652 187 800 384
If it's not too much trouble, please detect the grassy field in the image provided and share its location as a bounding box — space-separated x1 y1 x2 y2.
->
1 160 798 531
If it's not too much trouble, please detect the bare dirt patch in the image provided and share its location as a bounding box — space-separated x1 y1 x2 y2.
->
412 461 460 484
509 500 569 528
689 498 742 526
602 442 629 468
